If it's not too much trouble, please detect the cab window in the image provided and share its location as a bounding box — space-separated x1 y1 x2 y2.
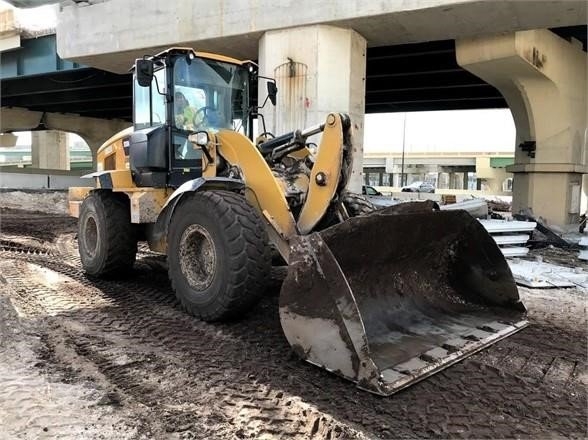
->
134 67 166 129
173 56 248 133
173 133 202 161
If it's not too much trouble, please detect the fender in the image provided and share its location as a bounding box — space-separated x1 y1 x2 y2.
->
147 177 245 253
81 169 134 190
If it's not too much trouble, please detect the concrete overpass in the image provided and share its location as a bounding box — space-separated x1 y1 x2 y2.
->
56 0 586 73
2 0 587 226
0 8 129 167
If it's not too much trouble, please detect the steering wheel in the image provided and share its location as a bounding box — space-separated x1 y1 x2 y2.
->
193 106 217 129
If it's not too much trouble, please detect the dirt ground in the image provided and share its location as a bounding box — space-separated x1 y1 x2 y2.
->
0 207 586 439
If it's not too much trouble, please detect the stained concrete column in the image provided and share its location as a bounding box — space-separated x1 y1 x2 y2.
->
31 130 70 170
457 29 587 226
258 25 367 192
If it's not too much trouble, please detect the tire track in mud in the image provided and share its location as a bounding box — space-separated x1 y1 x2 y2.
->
0 291 138 440
0 233 82 268
1 258 367 439
4 242 586 390
478 287 588 391
473 286 587 390
0 238 56 256
0 208 76 242
5 209 584 437
477 337 587 389
1 250 586 439
0 364 138 440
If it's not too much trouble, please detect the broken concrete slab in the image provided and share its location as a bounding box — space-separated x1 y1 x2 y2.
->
479 219 536 257
508 259 588 289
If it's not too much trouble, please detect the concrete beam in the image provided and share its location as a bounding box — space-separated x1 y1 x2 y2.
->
457 29 587 226
0 33 20 52
0 106 44 131
0 106 131 167
0 133 17 147
0 9 21 51
57 0 587 73
41 111 130 153
0 9 17 36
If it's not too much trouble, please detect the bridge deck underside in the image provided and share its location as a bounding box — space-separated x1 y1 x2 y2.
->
1 26 584 123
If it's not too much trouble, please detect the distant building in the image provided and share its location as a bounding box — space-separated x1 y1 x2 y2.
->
362 110 515 194
363 152 513 194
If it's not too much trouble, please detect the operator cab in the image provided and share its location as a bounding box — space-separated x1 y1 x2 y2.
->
127 48 253 188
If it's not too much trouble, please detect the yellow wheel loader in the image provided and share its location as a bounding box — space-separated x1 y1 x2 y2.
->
69 48 528 396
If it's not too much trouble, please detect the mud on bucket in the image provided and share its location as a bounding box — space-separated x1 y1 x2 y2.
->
279 210 528 395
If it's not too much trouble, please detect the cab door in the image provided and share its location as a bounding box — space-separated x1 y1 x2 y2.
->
169 131 203 187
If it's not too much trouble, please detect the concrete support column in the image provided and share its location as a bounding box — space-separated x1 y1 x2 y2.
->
457 29 587 226
258 25 367 192
448 172 456 189
31 130 70 170
476 157 509 194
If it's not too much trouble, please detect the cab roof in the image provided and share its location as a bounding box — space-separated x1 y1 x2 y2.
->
149 47 249 66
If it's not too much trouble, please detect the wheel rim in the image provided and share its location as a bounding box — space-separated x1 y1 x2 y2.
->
83 215 98 257
179 224 217 291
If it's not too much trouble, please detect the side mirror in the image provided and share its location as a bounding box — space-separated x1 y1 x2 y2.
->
136 59 154 87
188 131 214 164
188 131 210 147
267 81 277 106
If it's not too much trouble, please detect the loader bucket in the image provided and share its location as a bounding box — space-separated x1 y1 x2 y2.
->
280 210 528 396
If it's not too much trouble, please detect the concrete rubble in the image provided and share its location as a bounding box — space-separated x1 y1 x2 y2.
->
508 258 588 289
578 237 588 261
480 219 536 257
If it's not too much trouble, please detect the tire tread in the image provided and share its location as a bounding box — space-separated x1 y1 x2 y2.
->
341 191 376 216
79 191 137 277
168 190 271 321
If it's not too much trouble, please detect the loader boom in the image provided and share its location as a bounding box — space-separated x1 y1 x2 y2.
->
192 113 350 262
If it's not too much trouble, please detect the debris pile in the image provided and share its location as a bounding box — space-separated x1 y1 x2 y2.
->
479 219 536 257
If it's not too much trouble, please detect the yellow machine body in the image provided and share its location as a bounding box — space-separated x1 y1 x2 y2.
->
69 49 528 396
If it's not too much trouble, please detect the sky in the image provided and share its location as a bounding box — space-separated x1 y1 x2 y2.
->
364 109 515 154
1 1 517 155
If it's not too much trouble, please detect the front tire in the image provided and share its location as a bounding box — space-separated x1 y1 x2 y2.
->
341 191 376 216
78 191 137 277
167 190 271 321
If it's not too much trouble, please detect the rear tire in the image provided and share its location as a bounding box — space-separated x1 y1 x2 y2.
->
78 191 137 277
167 190 271 321
341 191 376 216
